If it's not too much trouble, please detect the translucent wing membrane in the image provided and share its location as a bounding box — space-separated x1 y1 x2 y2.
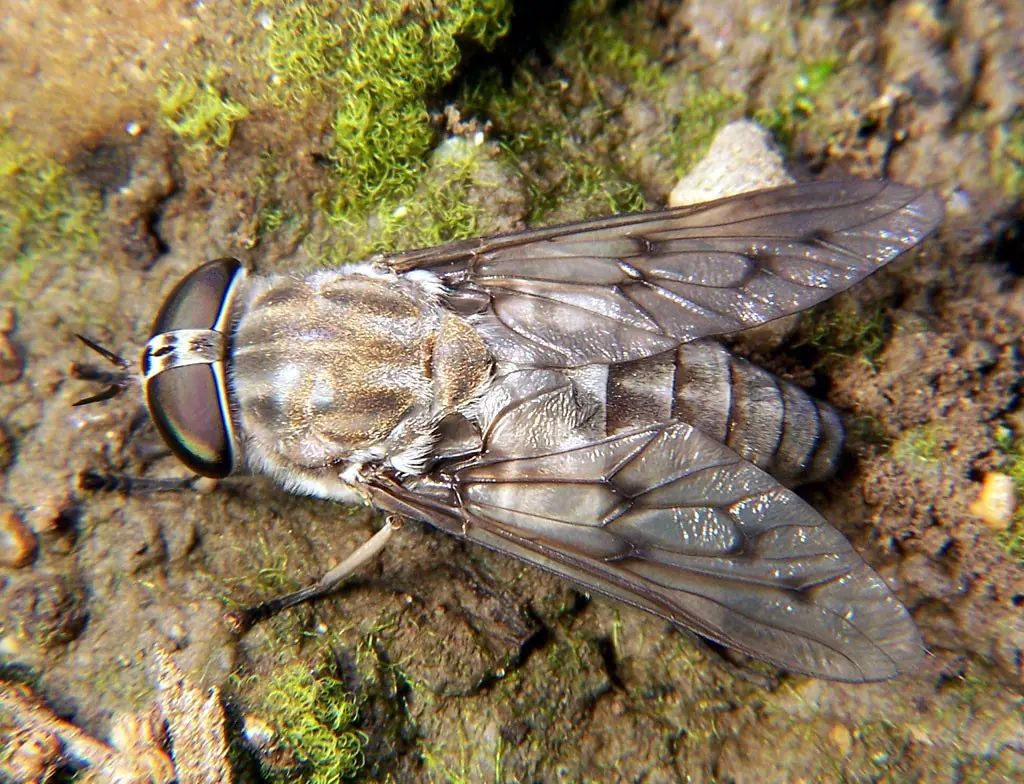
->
370 419 923 681
364 180 939 679
113 178 938 681
385 180 944 366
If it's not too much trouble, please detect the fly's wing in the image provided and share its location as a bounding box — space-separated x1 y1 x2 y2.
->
367 419 923 682
384 180 944 366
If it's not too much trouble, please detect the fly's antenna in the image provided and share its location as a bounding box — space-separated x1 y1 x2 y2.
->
71 334 135 406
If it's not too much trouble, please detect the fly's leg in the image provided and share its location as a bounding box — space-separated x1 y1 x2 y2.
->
78 470 218 495
225 515 403 634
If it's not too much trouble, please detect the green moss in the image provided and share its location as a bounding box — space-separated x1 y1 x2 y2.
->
306 134 505 266
754 56 841 148
794 298 888 366
569 1 741 179
158 70 250 150
420 725 505 784
852 720 913 778
254 662 366 783
264 2 349 107
0 130 99 274
459 0 738 225
258 202 289 236
262 0 511 220
993 427 1024 562
370 139 489 252
461 55 641 224
890 423 947 465
665 85 744 179
991 116 1023 199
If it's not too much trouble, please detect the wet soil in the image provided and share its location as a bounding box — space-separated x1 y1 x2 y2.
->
1 1 1022 782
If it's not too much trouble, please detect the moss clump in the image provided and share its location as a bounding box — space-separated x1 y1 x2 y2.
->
479 73 648 223
157 71 250 150
567 0 741 180
309 134 504 264
264 0 511 218
0 130 99 273
993 427 1024 562
890 423 947 465
460 0 738 224
420 729 506 784
255 662 366 783
754 56 841 148
367 137 490 253
794 298 888 366
990 117 1023 199
664 85 744 178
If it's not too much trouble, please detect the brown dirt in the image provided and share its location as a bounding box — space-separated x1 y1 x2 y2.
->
1 1 1021 782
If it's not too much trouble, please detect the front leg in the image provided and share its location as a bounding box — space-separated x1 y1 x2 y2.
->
78 470 218 495
224 514 404 634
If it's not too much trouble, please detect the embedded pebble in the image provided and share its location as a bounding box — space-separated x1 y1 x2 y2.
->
828 723 854 757
2 572 87 647
242 712 299 771
0 420 12 471
242 713 277 753
968 472 1017 530
108 711 175 784
109 710 166 751
669 120 793 207
0 507 37 568
0 333 22 384
3 729 62 783
24 486 74 534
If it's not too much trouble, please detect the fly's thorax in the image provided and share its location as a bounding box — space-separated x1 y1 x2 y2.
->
229 268 492 492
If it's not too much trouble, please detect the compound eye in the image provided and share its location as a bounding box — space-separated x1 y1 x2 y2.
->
151 258 242 335
144 258 244 478
147 364 233 477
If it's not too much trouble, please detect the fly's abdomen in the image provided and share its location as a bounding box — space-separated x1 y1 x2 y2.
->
602 340 843 487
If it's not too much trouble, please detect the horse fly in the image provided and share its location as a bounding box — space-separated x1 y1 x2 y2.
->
75 180 944 682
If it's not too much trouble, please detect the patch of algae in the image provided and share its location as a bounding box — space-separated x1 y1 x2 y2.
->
460 0 740 223
794 297 889 367
246 661 367 783
754 56 842 149
890 423 949 466
993 426 1024 563
262 0 512 217
0 128 100 282
990 116 1023 198
158 69 251 150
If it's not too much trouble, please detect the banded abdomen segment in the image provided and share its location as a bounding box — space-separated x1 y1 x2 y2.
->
601 340 843 487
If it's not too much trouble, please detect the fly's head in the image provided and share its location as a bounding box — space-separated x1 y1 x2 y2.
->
74 258 248 479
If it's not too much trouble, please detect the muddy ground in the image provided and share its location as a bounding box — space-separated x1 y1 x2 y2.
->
1 1 1022 782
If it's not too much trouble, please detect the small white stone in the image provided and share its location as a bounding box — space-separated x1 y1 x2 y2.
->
947 187 973 216
242 714 277 751
669 120 793 207
257 11 273 30
0 509 37 567
969 472 1017 530
193 476 218 494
